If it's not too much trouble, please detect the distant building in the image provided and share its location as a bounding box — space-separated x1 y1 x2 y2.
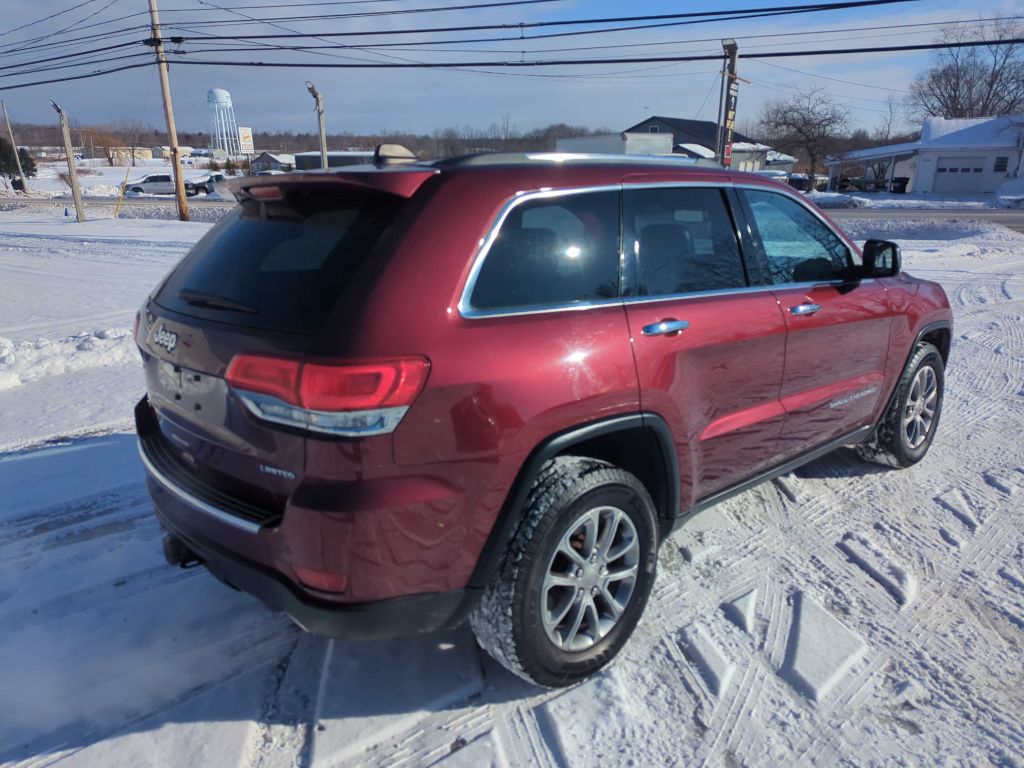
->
826 115 1024 194
293 150 374 170
251 152 295 173
555 131 676 156
623 116 769 171
151 146 194 159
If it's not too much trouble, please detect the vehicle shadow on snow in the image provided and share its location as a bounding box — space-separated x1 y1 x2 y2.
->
0 434 532 765
792 446 891 479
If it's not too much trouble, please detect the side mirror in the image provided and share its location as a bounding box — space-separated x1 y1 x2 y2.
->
863 239 901 278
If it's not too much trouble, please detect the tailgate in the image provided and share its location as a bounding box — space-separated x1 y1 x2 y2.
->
137 310 306 529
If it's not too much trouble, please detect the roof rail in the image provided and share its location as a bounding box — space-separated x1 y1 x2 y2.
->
434 151 708 167
373 143 419 166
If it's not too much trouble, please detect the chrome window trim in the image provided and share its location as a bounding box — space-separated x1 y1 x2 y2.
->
458 184 622 320
458 179 863 321
619 278 875 308
137 438 263 535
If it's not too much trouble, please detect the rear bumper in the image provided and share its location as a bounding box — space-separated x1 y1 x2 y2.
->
151 487 475 640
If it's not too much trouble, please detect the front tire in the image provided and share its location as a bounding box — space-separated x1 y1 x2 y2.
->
858 342 944 467
470 456 658 687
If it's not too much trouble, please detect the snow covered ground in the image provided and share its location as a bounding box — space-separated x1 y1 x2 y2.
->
1 212 1023 766
806 191 1009 210
3 163 228 200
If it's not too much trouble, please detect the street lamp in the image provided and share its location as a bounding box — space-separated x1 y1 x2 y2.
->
50 100 85 222
305 80 328 170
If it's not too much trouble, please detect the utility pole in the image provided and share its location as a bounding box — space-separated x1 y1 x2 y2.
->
50 101 85 222
305 81 328 170
1 100 28 193
146 0 189 221
716 39 740 168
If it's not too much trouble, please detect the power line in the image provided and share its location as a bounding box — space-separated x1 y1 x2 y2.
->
162 36 1024 69
320 14 1024 54
0 22 148 58
188 0 566 27
0 0 104 39
0 0 121 56
0 40 139 73
0 51 151 79
747 57 912 93
0 60 151 92
163 0 920 41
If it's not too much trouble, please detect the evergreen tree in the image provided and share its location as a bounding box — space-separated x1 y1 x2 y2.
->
223 156 237 176
17 148 37 178
0 137 17 179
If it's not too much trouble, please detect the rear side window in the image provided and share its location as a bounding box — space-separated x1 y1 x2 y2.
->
156 189 401 333
623 187 747 297
741 189 856 284
468 190 620 312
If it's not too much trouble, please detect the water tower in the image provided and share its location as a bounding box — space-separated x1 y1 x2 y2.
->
207 88 240 154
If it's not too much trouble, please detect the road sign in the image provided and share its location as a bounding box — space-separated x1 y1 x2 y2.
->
238 126 254 155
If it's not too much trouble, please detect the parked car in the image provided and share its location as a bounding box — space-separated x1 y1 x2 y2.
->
186 172 226 196
134 150 952 687
127 174 175 195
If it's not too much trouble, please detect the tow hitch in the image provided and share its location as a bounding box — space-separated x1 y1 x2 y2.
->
162 534 203 569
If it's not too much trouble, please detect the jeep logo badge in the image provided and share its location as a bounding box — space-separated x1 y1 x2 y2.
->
153 324 179 353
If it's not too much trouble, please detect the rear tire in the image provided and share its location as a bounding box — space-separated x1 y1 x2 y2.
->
470 456 658 688
858 342 944 468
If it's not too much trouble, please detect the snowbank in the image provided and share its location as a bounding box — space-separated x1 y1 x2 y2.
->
806 191 865 208
0 329 136 392
996 178 1024 207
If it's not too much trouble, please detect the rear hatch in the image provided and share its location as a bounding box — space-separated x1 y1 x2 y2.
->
137 171 435 529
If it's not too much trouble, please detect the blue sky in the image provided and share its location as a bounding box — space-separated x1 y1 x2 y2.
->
1 0 1022 138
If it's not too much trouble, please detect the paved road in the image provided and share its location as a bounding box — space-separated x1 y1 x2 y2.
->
830 207 1024 233
4 195 1024 232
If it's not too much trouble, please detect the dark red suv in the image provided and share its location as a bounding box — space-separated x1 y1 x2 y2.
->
135 150 952 687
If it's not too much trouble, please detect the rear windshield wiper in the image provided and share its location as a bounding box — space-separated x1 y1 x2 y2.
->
178 289 258 314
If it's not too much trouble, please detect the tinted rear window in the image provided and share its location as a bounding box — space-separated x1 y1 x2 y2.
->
156 189 401 333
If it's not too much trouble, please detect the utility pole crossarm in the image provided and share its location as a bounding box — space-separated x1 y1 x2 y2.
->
147 0 189 222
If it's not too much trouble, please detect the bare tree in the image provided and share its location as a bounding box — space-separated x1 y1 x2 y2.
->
112 119 151 166
909 17 1024 118
868 95 900 182
758 87 849 179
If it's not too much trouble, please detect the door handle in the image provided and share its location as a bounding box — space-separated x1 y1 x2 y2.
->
790 303 822 316
641 319 689 336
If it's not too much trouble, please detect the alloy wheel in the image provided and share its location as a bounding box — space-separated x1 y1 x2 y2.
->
904 365 938 449
540 505 640 652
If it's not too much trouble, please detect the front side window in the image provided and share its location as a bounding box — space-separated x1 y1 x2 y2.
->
469 190 620 312
624 187 747 297
741 189 857 284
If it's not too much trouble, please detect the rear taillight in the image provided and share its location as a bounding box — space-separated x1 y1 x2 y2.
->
225 354 429 437
225 355 301 404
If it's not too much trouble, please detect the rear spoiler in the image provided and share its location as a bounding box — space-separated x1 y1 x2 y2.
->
227 166 439 201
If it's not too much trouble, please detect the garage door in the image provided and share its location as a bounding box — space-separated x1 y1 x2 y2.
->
933 156 986 193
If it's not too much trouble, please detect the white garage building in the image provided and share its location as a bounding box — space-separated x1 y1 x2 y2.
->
826 115 1024 194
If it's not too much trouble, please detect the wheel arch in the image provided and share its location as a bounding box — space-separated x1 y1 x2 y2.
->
917 321 951 363
873 319 951 428
465 413 679 592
